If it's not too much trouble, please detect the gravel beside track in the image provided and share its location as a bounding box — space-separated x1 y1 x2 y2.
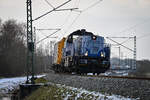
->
46 73 150 100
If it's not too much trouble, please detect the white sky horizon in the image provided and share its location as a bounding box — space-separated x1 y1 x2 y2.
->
0 0 150 60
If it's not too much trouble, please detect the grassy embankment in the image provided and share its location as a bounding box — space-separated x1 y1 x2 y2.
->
24 78 105 100
24 84 102 100
25 77 131 100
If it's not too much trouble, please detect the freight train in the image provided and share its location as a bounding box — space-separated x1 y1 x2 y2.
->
52 29 111 74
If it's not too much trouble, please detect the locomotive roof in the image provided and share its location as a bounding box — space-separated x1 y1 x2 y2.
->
68 29 93 37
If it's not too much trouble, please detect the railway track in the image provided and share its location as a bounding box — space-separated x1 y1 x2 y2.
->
47 72 150 100
55 71 150 81
82 74 150 81
50 67 150 81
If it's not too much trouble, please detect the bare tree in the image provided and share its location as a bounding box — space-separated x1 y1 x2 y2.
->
0 19 27 77
0 19 50 77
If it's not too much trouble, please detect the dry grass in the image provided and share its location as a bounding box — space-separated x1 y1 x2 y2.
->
24 84 118 100
34 77 48 83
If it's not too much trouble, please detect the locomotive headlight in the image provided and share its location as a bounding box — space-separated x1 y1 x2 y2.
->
85 51 88 56
101 52 104 57
92 36 97 40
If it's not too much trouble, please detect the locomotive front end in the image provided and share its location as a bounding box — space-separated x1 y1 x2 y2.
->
74 35 110 73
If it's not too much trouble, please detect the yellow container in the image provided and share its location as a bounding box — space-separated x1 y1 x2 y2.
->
57 38 66 64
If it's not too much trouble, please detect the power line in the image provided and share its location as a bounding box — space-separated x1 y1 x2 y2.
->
60 0 81 37
54 8 78 11
111 38 133 46
60 0 81 29
36 28 61 30
106 37 134 52
137 33 150 39
37 29 56 38
109 33 150 45
120 38 132 45
35 0 103 40
38 30 47 37
60 0 80 28
61 11 72 27
44 0 78 12
36 29 61 44
44 0 55 9
64 0 103 34
36 28 60 43
70 0 103 13
108 19 150 44
73 0 80 7
82 0 103 12
33 0 72 21
59 11 72 38
115 19 150 35
65 12 81 33
34 0 78 42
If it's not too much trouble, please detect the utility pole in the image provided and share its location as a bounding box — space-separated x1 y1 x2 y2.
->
33 27 36 76
34 27 36 53
127 58 129 67
121 52 123 66
133 36 136 70
50 41 53 65
26 0 34 84
106 36 136 70
115 46 120 67
25 0 78 84
119 46 120 67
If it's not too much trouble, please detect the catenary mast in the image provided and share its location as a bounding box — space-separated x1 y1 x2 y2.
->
26 0 34 84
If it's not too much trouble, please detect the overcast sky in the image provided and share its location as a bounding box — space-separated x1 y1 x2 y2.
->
0 0 150 60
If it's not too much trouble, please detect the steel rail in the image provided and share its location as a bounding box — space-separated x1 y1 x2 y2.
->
82 74 150 81
55 73 150 81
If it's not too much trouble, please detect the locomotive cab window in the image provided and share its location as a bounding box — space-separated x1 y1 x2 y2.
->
67 36 73 43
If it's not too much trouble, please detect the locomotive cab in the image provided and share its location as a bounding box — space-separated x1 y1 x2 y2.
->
62 29 111 73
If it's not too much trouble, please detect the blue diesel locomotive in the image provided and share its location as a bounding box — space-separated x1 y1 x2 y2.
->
52 29 110 74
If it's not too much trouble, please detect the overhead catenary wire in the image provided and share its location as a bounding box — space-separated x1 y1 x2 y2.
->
44 0 55 9
113 19 150 36
106 37 134 52
34 0 79 44
59 10 72 38
38 29 47 37
54 8 78 11
111 38 133 46
35 0 150 45
82 0 103 12
37 0 103 40
107 19 150 44
36 29 61 44
118 33 150 42
137 33 150 39
36 28 60 40
65 0 103 34
59 0 81 38
119 38 133 45
110 33 150 45
65 12 82 33
37 29 55 38
36 28 61 31
43 0 79 40
33 0 72 21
